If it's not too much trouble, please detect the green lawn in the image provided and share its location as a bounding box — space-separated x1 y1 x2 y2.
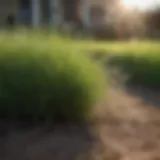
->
0 31 160 88
77 39 160 88
74 40 160 55
1 30 159 55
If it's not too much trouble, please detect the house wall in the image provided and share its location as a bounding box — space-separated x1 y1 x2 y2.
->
80 0 91 28
41 0 50 25
49 0 62 26
0 0 18 26
0 0 92 28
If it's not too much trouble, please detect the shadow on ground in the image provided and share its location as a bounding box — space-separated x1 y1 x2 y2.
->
125 86 160 108
0 122 96 160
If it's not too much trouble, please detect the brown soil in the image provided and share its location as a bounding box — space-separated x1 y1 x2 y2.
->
95 87 160 160
1 87 160 160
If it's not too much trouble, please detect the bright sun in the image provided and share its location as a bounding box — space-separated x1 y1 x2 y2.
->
122 0 156 10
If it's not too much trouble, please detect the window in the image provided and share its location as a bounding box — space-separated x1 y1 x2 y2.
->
19 0 32 24
19 0 31 9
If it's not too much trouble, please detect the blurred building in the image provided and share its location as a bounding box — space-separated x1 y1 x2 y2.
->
0 0 91 28
0 0 120 27
0 0 146 39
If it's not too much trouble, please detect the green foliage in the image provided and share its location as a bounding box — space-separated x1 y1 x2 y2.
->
0 33 106 121
80 39 160 88
109 53 160 88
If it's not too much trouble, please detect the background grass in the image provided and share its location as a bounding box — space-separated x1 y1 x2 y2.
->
76 39 160 88
73 40 160 55
108 53 160 88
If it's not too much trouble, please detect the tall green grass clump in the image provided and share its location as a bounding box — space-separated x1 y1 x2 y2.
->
110 53 160 88
0 33 106 121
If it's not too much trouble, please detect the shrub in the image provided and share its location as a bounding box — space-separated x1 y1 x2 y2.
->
0 33 106 122
109 53 160 88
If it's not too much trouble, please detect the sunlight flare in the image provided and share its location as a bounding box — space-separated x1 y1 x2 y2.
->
121 0 157 10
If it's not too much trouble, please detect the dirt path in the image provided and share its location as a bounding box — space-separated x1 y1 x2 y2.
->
1 87 160 160
95 87 160 160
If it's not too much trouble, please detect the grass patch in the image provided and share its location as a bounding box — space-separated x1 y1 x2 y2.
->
108 53 160 88
75 39 160 88
73 40 160 55
0 31 106 122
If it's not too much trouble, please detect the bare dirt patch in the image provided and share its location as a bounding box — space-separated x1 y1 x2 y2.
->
94 87 160 160
1 87 160 160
